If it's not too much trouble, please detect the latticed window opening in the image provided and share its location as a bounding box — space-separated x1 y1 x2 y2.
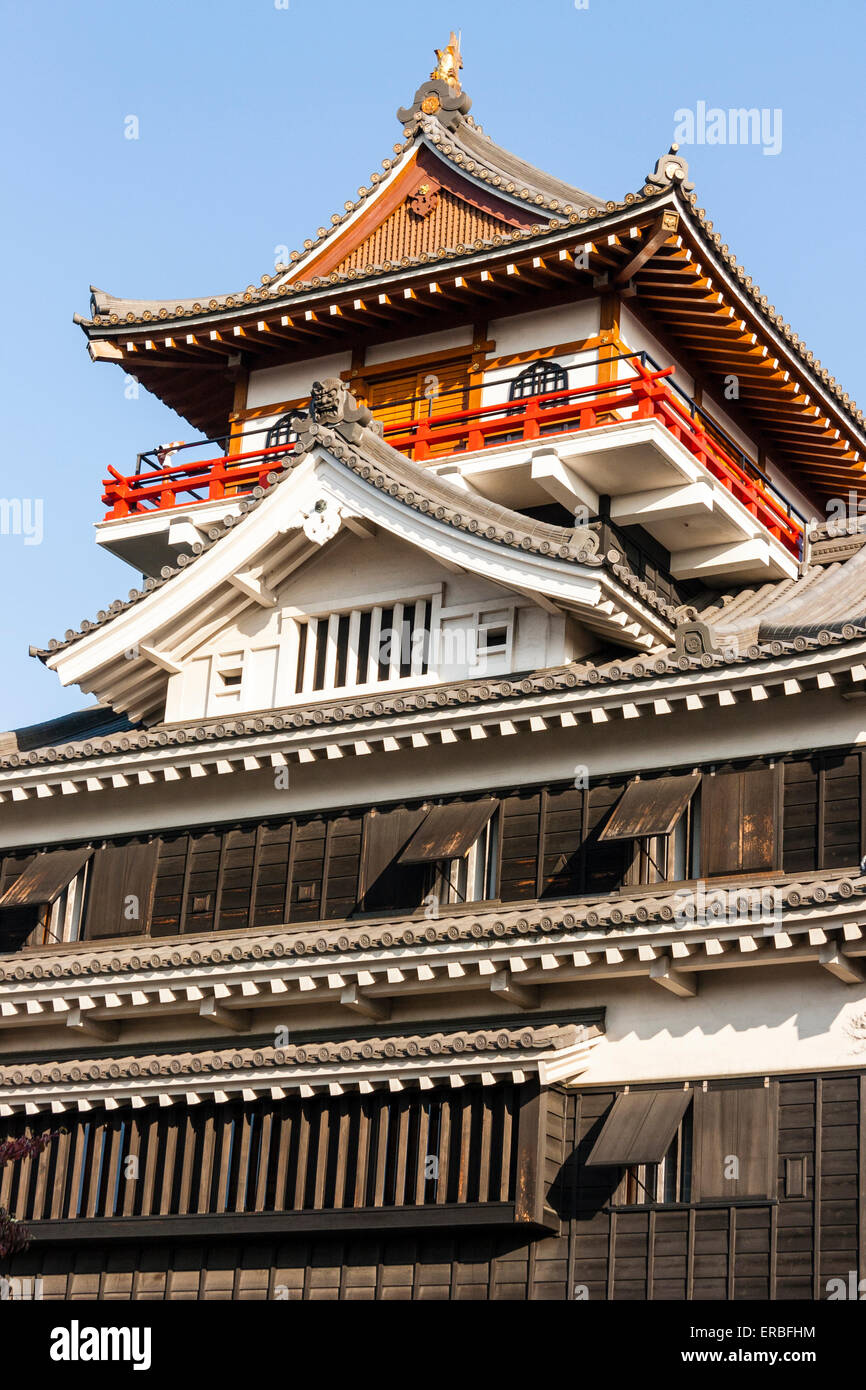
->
292 598 433 696
0 1086 521 1221
264 414 297 450
508 360 568 405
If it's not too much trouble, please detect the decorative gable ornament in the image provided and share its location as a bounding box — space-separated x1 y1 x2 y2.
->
397 33 471 131
646 143 694 194
284 498 343 547
308 379 383 443
674 614 724 660
407 180 441 219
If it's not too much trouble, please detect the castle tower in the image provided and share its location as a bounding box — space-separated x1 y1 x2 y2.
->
2 41 866 1302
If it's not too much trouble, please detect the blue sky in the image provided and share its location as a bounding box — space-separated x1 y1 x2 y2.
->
1 0 864 729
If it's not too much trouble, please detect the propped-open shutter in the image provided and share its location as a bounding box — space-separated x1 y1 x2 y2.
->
84 842 159 939
585 1089 692 1166
702 768 777 875
694 1085 774 1200
599 774 700 841
360 805 429 902
398 799 496 863
0 847 92 908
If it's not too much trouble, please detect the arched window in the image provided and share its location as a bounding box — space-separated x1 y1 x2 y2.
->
265 413 297 450
508 360 568 406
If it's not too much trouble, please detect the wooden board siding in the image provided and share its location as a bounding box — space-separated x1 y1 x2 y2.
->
783 752 863 874
324 815 363 920
4 1068 865 1300
498 792 542 901
2 747 864 950
540 786 584 898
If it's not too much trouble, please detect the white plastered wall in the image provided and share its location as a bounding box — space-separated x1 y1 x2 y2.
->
546 964 866 1085
163 532 567 720
241 351 353 453
619 304 694 396
365 325 473 367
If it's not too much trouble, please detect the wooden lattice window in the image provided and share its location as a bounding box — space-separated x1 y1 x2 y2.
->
508 360 568 405
264 414 297 450
0 1084 535 1223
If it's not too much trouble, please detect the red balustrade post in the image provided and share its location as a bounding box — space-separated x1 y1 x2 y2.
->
208 460 226 501
633 379 655 420
109 486 130 519
522 400 541 441
413 418 431 462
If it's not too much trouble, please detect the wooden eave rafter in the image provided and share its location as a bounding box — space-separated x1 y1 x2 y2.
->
0 875 862 1078
82 190 866 501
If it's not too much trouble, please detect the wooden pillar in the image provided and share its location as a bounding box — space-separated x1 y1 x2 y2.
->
227 370 249 456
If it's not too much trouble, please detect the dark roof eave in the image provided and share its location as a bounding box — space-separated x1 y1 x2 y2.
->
76 187 866 446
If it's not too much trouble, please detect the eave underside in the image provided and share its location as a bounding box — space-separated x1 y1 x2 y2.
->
81 199 866 505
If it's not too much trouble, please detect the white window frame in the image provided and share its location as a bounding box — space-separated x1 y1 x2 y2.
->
44 861 90 945
278 585 443 704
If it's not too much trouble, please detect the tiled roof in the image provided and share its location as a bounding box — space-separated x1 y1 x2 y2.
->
76 126 866 438
699 533 866 645
8 621 866 775
0 705 133 758
11 437 866 773
1 871 860 985
30 416 678 668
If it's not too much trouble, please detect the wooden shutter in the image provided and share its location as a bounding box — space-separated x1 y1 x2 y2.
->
365 359 471 455
421 359 471 456
366 369 419 430
702 768 777 875
784 753 862 873
84 842 158 939
0 847 91 907
599 774 700 840
694 1085 774 1200
514 1080 562 1228
586 1090 692 1166
398 799 496 863
360 805 428 899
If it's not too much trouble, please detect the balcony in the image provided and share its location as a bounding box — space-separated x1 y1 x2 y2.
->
98 355 806 583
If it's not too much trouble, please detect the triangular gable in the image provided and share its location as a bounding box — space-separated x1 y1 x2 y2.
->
286 144 536 284
40 417 677 721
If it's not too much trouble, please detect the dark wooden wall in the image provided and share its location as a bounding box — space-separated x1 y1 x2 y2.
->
0 1085 521 1223
1 748 864 946
4 1068 864 1300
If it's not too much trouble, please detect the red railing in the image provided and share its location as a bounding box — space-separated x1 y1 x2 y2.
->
101 440 297 519
100 358 802 556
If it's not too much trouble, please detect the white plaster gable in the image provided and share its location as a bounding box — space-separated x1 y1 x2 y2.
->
44 435 670 722
164 531 576 721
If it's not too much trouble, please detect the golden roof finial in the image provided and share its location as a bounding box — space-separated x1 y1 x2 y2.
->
431 31 463 90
